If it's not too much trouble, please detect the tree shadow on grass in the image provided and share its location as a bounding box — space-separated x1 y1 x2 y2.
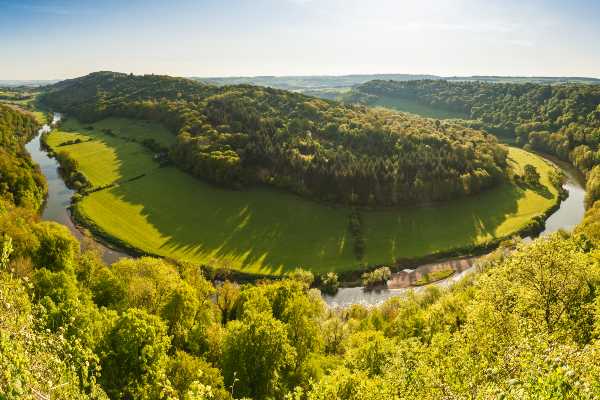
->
100 165 527 275
363 181 525 263
73 118 539 274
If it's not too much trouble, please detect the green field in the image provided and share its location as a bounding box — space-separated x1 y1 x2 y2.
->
371 96 469 119
47 118 559 275
47 119 166 187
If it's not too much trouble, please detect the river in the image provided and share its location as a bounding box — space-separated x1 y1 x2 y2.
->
25 116 587 307
323 159 586 307
25 114 127 264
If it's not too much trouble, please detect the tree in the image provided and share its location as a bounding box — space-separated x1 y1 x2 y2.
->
503 234 599 335
585 165 600 208
98 308 173 399
320 272 339 295
523 164 541 186
0 235 12 270
287 268 314 287
32 222 79 271
215 281 240 324
161 282 200 348
222 310 296 399
167 350 230 400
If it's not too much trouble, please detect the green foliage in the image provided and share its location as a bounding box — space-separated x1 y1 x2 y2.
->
31 222 79 271
41 71 509 206
575 198 600 247
98 308 172 399
90 257 216 352
307 234 600 399
0 104 46 210
1 193 599 399
55 149 92 191
60 133 558 274
0 270 107 399
2 93 599 398
351 79 600 200
0 234 12 270
361 266 391 288
412 268 455 286
167 351 230 400
523 163 541 186
222 309 296 399
585 165 600 208
320 272 340 295
287 268 315 287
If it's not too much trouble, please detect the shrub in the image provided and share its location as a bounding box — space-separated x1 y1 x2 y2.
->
361 267 391 288
320 272 340 295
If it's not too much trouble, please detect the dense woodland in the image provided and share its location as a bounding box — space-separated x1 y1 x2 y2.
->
0 86 599 399
40 72 509 206
1 145 600 399
0 104 45 209
349 79 600 206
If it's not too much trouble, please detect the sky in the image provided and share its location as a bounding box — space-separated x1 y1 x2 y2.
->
1 0 600 80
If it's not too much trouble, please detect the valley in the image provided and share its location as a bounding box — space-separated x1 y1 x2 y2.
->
36 113 562 277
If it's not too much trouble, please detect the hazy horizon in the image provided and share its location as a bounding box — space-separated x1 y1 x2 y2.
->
2 0 600 80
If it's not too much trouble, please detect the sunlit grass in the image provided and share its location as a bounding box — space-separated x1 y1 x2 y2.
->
47 119 165 187
52 118 559 275
372 95 469 119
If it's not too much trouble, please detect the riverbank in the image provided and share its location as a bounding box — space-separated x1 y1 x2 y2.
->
25 118 128 264
26 114 585 306
40 118 564 276
324 163 586 307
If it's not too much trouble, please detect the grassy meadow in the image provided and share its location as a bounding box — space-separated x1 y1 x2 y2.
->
371 95 469 119
46 120 163 187
47 118 559 275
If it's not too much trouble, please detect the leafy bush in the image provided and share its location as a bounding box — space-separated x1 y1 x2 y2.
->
320 272 340 295
361 266 392 288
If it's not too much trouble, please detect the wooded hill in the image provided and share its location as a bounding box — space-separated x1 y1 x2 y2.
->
349 79 600 205
0 104 45 209
40 72 509 206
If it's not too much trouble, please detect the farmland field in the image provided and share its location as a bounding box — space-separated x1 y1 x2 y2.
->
46 118 559 275
370 95 469 119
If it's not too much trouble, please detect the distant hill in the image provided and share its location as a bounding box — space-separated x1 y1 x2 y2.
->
191 74 600 92
192 74 440 91
41 71 508 206
0 79 59 88
446 76 600 84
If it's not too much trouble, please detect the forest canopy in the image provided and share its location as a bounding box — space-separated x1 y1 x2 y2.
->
0 104 45 209
40 72 509 206
349 79 600 205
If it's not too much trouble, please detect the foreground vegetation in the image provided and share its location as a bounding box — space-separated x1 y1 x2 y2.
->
41 72 509 207
45 118 559 275
1 162 600 399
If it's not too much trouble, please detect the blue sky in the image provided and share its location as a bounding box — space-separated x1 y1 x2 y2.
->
1 0 599 80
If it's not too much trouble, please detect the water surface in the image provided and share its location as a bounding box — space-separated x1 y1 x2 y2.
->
324 161 587 307
25 114 126 264
25 119 587 305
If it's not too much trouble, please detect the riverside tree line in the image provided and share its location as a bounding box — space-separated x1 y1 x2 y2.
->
40 72 509 206
349 79 600 206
